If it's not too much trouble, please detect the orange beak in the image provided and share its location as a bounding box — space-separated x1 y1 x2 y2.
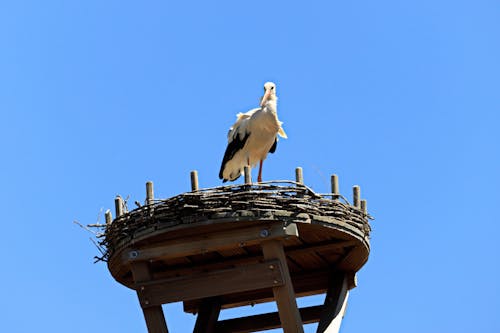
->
260 89 271 107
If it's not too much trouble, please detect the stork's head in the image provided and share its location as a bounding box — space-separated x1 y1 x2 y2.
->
260 82 277 107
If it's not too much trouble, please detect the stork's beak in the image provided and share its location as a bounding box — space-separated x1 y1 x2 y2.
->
260 89 271 107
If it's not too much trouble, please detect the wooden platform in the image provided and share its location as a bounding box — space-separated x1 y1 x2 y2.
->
104 181 371 332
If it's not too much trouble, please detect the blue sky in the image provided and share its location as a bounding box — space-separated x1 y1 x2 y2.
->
1 1 499 332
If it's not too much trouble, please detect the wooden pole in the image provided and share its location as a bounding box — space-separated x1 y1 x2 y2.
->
105 210 112 225
244 166 251 185
190 170 199 191
295 167 303 184
193 297 221 333
352 186 360 208
360 199 367 215
261 240 304 333
316 273 349 333
115 196 124 217
146 181 154 206
131 262 169 333
331 174 339 200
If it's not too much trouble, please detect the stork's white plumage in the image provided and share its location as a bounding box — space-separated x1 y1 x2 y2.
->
219 82 287 183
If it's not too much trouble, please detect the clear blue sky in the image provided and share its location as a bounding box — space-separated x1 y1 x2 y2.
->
1 1 498 332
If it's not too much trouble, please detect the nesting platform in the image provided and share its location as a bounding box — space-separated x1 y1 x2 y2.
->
102 174 371 333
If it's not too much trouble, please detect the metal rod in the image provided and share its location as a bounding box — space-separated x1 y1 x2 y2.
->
190 170 199 191
115 195 124 217
146 181 154 205
244 166 251 184
105 210 112 225
352 185 361 208
295 167 303 184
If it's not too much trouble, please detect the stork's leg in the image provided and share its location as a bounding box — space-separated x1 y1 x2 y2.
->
257 160 263 183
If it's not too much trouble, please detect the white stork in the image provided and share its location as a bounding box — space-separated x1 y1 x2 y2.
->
219 82 287 183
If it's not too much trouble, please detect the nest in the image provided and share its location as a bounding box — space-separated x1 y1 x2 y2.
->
95 181 372 262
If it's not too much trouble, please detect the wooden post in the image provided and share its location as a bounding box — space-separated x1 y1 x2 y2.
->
352 186 360 208
193 297 221 333
105 210 112 225
190 170 199 191
316 273 349 333
261 240 304 333
115 196 124 217
331 174 339 200
146 181 154 206
295 167 303 184
360 199 367 215
131 261 169 333
244 166 251 185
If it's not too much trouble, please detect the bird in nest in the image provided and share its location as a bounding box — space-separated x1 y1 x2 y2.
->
219 82 287 183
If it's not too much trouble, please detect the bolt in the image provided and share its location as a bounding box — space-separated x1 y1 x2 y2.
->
129 250 139 259
140 286 145 291
145 300 149 305
269 264 275 270
273 280 279 284
260 229 270 238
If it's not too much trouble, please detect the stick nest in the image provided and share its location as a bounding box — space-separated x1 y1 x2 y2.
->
93 181 372 262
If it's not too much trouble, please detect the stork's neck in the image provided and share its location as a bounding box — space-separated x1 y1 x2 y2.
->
263 97 278 114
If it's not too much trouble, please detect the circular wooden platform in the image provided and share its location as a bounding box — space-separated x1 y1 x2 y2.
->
105 182 371 312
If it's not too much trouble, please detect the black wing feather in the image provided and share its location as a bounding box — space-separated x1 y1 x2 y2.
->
219 132 250 181
269 137 277 154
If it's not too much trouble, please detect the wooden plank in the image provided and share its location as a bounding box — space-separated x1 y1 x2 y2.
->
131 262 169 333
193 297 221 333
124 222 298 263
316 273 349 333
155 239 354 281
183 269 331 314
216 305 323 333
137 259 284 307
261 240 304 333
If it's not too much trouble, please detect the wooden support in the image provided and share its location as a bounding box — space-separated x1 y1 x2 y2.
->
136 259 285 306
261 239 304 333
295 167 304 184
190 170 199 191
131 261 169 333
193 297 221 333
115 195 124 217
124 223 298 263
216 305 323 333
244 166 251 184
316 272 349 333
352 185 360 208
105 209 112 225
184 268 332 314
331 174 339 200
360 199 367 215
146 181 154 206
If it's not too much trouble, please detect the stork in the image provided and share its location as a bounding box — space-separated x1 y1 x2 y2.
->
219 82 287 183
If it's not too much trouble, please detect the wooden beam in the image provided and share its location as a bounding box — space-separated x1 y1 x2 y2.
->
131 262 169 333
136 259 284 307
261 240 304 333
124 222 298 263
193 297 221 333
316 272 349 333
216 305 323 333
154 238 354 282
184 268 330 313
